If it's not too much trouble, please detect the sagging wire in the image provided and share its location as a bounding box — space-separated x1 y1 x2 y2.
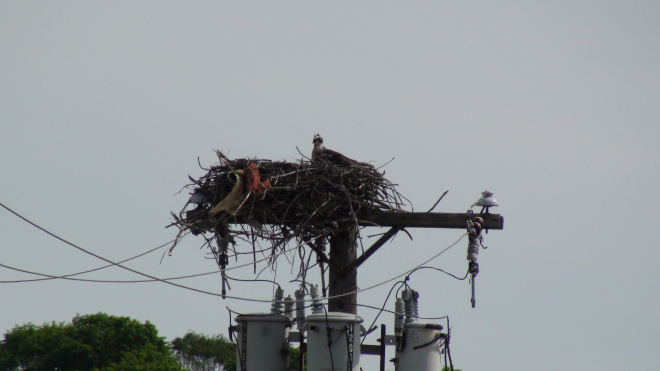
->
1 201 469 307
355 303 448 321
0 201 251 298
0 241 303 285
191 231 467 303
0 233 189 284
346 233 467 303
0 201 302 300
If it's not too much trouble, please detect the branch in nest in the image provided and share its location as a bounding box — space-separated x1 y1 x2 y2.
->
169 153 410 274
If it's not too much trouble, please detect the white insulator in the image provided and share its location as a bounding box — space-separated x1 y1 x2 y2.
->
467 236 480 261
412 290 420 320
271 287 284 314
402 289 416 323
310 286 324 314
394 298 405 337
295 289 306 331
284 295 295 320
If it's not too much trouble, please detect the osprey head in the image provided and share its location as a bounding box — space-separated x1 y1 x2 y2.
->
312 134 324 144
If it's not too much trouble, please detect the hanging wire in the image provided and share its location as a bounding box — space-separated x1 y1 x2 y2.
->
404 266 469 282
361 280 405 344
225 274 281 289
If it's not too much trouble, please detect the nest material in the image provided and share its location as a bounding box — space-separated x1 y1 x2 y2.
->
169 151 407 271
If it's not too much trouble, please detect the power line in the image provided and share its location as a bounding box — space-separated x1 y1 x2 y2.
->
340 233 467 298
0 244 301 284
221 232 467 304
0 226 301 284
0 202 305 300
0 201 245 298
356 303 449 321
0 261 207 284
0 235 184 283
0 201 465 305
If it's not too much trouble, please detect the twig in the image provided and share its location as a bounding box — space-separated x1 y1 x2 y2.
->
427 190 449 213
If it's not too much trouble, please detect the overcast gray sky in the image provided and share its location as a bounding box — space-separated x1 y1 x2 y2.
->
2 2 659 370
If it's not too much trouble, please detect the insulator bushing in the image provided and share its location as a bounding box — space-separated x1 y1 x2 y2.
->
284 295 295 320
412 290 420 320
402 289 418 323
310 286 324 314
394 298 404 337
467 236 480 261
271 287 284 314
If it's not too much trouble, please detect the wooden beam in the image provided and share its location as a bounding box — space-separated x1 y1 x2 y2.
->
341 226 400 277
357 212 503 230
228 212 503 230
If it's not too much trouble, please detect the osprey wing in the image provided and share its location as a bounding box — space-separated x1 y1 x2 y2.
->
322 148 358 165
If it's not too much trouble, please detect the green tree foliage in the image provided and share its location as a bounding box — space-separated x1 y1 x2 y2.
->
170 332 305 371
0 313 182 371
171 332 235 371
288 346 303 370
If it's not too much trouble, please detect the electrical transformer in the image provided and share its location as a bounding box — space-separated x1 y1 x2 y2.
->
305 312 363 371
234 313 291 371
395 321 444 371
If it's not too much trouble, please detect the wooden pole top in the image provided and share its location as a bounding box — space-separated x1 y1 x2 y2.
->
229 211 503 230
357 211 503 230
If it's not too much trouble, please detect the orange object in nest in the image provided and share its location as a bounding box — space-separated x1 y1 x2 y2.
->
246 162 272 193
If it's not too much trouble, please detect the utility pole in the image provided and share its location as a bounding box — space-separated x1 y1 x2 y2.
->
328 226 358 313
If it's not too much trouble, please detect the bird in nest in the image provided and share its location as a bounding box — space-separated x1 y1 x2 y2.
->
311 134 372 167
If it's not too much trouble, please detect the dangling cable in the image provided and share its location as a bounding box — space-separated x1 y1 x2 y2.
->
361 280 405 344
322 306 335 371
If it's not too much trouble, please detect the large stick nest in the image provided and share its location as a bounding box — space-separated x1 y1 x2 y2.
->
169 151 408 272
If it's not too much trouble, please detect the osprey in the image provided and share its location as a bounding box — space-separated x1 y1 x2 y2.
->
311 134 372 167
